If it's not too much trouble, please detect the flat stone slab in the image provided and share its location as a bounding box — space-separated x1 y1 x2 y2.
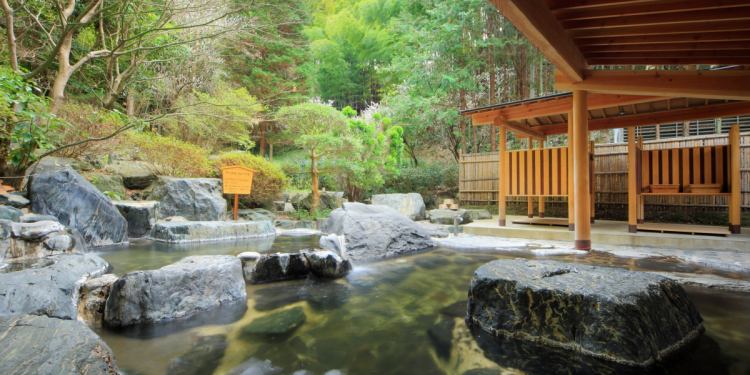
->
467 259 704 367
150 220 275 243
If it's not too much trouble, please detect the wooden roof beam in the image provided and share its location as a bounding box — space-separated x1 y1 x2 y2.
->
469 93 665 124
495 0 586 82
538 100 750 135
554 0 750 21
576 32 750 46
493 117 544 140
569 20 750 38
562 7 750 31
555 69 750 101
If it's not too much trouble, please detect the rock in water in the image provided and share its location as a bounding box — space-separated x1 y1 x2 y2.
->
114 200 159 238
0 253 111 319
427 209 473 225
167 335 227 375
320 203 435 262
467 259 704 367
104 255 246 327
242 307 306 337
228 358 282 375
304 250 352 279
147 177 227 221
30 168 128 247
0 315 119 375
371 193 426 220
249 253 310 284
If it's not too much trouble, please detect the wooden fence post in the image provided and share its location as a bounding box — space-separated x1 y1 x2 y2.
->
730 124 741 234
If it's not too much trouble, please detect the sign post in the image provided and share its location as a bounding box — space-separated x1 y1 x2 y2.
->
221 166 254 221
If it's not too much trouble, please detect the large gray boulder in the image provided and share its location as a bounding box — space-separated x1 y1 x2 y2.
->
147 177 226 221
321 203 435 262
427 208 473 225
105 160 157 189
0 315 119 375
30 168 128 247
467 259 704 367
371 193 426 220
150 220 274 243
0 253 111 319
247 252 310 284
114 200 159 238
77 273 118 326
104 255 246 327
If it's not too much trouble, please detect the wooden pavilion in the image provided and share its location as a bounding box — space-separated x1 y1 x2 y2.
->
465 0 750 250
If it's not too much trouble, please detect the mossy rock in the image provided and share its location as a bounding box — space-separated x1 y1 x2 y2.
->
84 173 126 199
242 307 306 337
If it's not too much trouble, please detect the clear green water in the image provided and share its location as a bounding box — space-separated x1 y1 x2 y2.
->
94 238 750 375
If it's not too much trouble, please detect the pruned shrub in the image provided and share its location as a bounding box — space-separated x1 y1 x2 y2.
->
213 151 287 206
120 132 212 177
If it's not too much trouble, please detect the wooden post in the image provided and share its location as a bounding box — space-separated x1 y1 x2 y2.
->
590 140 596 224
627 128 638 233
233 193 239 221
730 124 741 234
573 90 591 250
498 127 507 226
538 139 545 218
567 113 575 231
637 136 645 224
527 139 534 218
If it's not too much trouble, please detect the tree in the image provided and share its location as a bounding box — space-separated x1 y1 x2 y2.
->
276 103 349 212
336 105 403 201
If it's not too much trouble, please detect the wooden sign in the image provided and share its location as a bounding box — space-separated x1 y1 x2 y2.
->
221 166 254 221
221 165 254 195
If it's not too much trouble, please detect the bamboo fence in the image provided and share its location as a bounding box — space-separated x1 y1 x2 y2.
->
459 133 750 209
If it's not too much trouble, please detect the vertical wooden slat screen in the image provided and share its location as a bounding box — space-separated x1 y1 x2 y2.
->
459 133 750 208
503 147 569 197
640 145 730 192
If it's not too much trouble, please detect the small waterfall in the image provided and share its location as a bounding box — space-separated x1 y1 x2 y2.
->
319 234 347 258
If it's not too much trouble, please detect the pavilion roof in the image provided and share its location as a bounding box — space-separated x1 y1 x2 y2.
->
461 92 750 138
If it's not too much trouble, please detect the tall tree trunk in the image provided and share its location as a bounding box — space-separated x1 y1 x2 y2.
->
259 123 267 157
1 0 18 71
310 150 319 214
126 91 136 116
50 33 75 113
459 89 467 154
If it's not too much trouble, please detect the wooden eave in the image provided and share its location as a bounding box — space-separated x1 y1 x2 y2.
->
462 93 750 136
493 0 750 86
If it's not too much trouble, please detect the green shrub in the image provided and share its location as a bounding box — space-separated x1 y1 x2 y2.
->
382 162 458 207
121 132 212 177
213 151 287 206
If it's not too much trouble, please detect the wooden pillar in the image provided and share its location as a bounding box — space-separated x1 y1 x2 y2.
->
627 128 638 233
573 90 591 250
567 113 575 231
590 140 596 224
498 127 507 226
637 137 645 224
527 139 534 218
730 124 741 234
